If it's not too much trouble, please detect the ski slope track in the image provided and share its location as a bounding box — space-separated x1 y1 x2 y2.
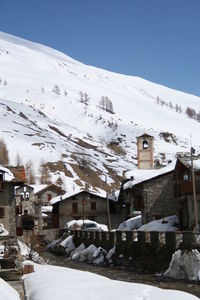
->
0 31 200 191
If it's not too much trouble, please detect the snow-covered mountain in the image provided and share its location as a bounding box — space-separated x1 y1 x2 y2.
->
0 31 200 192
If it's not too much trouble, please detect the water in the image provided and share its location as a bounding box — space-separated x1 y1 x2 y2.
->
40 250 200 298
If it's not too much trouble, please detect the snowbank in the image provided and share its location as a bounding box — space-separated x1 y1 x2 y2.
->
0 278 20 300
138 215 178 232
118 215 142 231
60 235 75 255
164 249 200 281
50 234 109 265
23 262 199 300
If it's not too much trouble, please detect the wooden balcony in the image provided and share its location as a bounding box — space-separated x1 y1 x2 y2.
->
179 181 200 194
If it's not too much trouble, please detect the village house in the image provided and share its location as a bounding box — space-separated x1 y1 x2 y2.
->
0 165 25 238
15 183 65 242
118 133 200 230
31 184 65 207
118 133 176 224
119 161 176 224
175 155 200 230
50 188 118 229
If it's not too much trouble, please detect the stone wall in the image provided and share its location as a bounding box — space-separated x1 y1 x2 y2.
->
43 228 60 244
70 230 200 272
143 173 176 223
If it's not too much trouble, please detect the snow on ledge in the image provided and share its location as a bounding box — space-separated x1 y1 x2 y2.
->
0 165 14 182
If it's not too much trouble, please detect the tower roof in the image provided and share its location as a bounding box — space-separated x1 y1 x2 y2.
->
136 133 154 139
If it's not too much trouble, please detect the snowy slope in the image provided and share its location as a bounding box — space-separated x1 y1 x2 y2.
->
0 31 200 191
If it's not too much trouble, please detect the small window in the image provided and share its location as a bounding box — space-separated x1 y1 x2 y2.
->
24 210 28 214
143 140 149 149
0 207 5 218
47 194 52 202
91 202 96 211
183 173 189 181
0 182 4 191
16 206 22 214
72 202 78 214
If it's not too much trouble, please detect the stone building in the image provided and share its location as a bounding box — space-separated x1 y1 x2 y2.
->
118 133 177 225
119 161 176 224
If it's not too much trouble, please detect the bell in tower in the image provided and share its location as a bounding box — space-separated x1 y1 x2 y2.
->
136 133 154 169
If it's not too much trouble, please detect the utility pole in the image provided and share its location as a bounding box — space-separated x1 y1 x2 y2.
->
105 175 111 231
190 146 199 232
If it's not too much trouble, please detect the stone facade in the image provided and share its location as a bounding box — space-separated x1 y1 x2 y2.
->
142 172 176 223
118 171 176 224
0 182 16 237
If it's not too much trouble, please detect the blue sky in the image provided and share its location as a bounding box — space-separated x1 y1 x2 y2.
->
0 0 200 96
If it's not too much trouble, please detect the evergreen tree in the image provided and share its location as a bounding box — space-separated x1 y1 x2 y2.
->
15 153 23 167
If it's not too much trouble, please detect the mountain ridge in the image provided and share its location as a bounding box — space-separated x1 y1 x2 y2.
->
0 31 200 192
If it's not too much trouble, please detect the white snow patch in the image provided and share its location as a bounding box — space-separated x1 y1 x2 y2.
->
118 215 142 231
60 235 75 255
0 278 20 300
138 215 178 232
23 262 199 300
164 249 200 281
0 223 9 236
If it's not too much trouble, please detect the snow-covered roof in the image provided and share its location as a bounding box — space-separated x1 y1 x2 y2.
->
123 160 176 190
178 157 200 171
136 132 154 139
0 165 14 182
30 184 49 195
41 206 53 213
50 188 107 205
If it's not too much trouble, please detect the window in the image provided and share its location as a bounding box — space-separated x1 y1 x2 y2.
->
72 202 78 214
47 194 52 202
24 210 28 214
0 181 4 191
0 207 5 218
90 202 96 211
16 205 22 214
143 140 149 149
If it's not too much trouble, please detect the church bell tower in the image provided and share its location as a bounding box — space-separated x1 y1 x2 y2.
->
137 133 154 169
